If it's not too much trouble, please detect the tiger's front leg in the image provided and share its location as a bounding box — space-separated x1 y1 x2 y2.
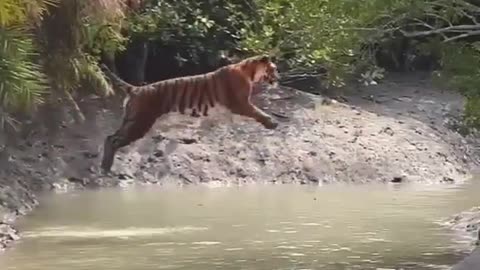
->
232 102 279 130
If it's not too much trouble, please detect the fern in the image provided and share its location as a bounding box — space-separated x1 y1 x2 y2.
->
0 0 58 130
0 27 48 113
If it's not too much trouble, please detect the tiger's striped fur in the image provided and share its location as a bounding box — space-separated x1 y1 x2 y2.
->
99 55 280 173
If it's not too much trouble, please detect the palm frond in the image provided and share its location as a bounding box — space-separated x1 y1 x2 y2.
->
0 0 59 27
0 0 27 26
0 27 48 112
76 55 114 96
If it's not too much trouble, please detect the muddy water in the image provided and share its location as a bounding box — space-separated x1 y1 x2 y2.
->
1 180 480 270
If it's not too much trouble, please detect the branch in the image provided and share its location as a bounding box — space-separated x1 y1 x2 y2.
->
456 8 478 25
401 24 480 38
64 91 86 123
443 30 480 42
424 12 453 27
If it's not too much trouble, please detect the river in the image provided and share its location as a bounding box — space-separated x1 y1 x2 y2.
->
0 180 479 270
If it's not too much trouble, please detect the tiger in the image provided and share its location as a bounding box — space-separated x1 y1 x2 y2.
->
99 54 281 173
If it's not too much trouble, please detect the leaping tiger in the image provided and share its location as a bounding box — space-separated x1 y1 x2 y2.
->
99 55 280 173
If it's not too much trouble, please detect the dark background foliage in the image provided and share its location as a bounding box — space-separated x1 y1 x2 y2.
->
2 0 480 130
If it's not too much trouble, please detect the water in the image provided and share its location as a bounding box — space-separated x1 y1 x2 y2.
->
1 180 480 270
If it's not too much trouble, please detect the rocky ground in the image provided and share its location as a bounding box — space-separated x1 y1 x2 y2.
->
1 72 479 252
450 207 480 269
449 206 480 245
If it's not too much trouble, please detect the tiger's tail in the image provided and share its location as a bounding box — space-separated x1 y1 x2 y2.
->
100 64 134 95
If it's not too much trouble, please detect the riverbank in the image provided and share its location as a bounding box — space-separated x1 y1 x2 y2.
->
1 71 479 252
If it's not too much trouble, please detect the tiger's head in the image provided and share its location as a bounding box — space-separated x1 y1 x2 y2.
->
238 55 280 88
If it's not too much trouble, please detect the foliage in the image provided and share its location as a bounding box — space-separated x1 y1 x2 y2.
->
0 0 56 130
432 42 480 129
239 0 480 128
2 0 480 129
38 0 129 98
0 0 133 127
0 28 48 111
0 0 57 26
238 0 404 87
126 0 254 66
374 0 480 129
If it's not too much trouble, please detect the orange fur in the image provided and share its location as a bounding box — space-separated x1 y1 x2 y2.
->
99 55 280 173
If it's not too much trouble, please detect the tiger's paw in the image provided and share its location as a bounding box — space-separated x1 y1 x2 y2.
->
264 120 279 130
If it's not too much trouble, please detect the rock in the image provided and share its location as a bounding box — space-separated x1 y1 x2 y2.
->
179 138 197 144
448 206 480 248
117 173 133 181
380 126 395 136
391 176 405 183
0 223 19 248
152 135 165 142
153 150 164 158
441 177 455 183
82 151 98 159
67 177 85 185
236 168 248 179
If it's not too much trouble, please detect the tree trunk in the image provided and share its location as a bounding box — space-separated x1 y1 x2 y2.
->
121 37 149 85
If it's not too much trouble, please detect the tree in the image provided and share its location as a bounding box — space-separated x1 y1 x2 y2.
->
0 0 55 130
241 0 480 129
0 0 135 128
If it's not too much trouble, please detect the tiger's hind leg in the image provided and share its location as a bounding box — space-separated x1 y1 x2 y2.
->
231 102 278 130
101 115 157 173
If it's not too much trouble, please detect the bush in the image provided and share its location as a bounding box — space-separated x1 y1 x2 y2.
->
0 0 130 126
126 0 254 67
2 0 480 130
240 0 480 128
434 42 480 129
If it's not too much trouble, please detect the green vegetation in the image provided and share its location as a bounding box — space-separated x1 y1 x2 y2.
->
1 0 480 130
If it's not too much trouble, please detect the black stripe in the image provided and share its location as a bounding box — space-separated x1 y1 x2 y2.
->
222 72 234 107
197 75 207 112
250 68 256 81
159 81 171 114
204 73 215 107
202 103 209 116
211 73 221 104
191 109 200 117
178 78 189 114
188 77 200 109
168 79 179 112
